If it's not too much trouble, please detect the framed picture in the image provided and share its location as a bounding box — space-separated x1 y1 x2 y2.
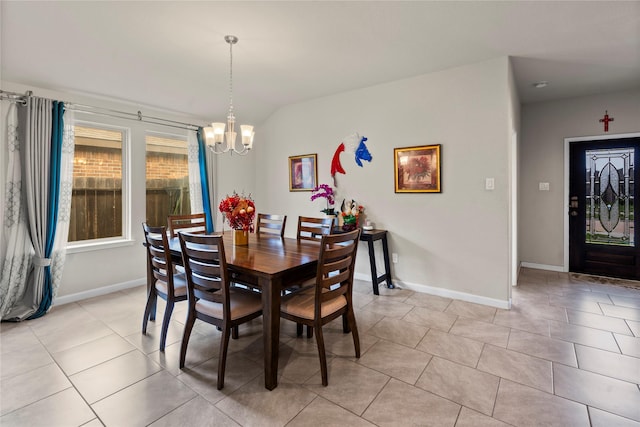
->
394 144 441 193
289 153 317 191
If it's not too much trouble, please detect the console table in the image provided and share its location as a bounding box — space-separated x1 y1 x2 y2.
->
359 229 394 295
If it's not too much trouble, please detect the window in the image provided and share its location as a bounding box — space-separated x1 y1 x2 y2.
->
145 134 191 227
68 124 128 243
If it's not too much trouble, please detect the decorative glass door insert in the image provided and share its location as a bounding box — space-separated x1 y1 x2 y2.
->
585 148 634 246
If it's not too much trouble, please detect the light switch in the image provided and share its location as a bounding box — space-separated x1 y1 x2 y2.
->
485 178 495 190
539 182 550 191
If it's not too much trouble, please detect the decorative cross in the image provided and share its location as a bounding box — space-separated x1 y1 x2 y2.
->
599 110 614 132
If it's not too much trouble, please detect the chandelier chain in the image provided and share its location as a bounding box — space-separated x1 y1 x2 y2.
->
228 39 234 115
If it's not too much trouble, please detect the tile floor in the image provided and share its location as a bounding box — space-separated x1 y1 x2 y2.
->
1 268 639 426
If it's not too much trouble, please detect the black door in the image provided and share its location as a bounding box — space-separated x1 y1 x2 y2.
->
569 137 640 279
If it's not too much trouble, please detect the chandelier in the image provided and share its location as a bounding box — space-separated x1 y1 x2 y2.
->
204 35 254 155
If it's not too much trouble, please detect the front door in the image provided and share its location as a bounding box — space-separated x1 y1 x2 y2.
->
569 136 640 279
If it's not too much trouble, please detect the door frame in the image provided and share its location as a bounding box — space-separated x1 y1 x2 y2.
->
563 132 640 272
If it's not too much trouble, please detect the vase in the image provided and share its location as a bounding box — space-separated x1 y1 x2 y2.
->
233 229 249 246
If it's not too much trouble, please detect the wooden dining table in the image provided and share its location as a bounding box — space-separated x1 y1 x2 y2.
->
169 231 321 390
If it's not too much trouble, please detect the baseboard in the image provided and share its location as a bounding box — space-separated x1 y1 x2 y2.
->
354 272 511 310
54 278 146 306
520 262 566 273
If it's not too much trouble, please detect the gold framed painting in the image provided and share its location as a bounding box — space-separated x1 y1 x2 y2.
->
289 153 317 191
394 144 441 193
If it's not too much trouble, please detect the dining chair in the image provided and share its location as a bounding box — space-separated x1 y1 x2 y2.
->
142 223 188 352
256 213 287 237
280 229 361 386
297 216 334 241
167 212 207 237
178 231 263 390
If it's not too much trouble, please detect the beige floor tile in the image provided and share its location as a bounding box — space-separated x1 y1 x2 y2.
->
367 317 428 348
322 328 378 359
403 292 453 312
70 350 162 404
0 342 53 379
360 298 413 319
589 407 640 427
416 356 499 416
0 388 95 427
477 344 552 392
81 418 106 427
449 317 510 347
26 302 96 338
403 306 458 333
124 318 185 354
0 363 70 416
92 371 196 427
304 358 389 415
287 396 377 427
553 364 640 421
492 309 550 336
567 309 634 335
375 286 414 301
548 295 604 314
614 333 640 357
517 303 568 322
148 329 218 376
445 300 497 322
0 325 42 354
628 319 640 337
493 379 589 426
600 303 640 321
358 339 431 384
455 407 511 427
507 329 577 366
362 378 460 426
35 318 114 354
609 294 640 309
549 319 620 352
278 339 329 384
216 376 316 427
353 309 385 334
149 396 240 427
575 344 640 384
176 354 262 404
52 333 136 375
417 329 484 368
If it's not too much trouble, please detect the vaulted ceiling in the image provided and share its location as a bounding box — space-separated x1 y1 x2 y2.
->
2 1 639 125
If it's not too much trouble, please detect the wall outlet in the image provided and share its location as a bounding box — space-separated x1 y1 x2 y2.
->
539 182 550 191
392 253 398 263
485 177 495 190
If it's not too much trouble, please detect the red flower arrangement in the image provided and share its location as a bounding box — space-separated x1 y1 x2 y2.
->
218 192 255 232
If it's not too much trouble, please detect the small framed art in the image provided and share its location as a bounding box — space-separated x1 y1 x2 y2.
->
394 144 441 193
289 153 317 191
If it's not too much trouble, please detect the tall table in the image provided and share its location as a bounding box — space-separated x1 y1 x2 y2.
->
170 231 320 390
359 229 394 295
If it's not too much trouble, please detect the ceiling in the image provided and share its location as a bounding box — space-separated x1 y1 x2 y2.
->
2 1 639 125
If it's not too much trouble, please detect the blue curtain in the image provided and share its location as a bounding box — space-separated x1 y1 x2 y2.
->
29 101 64 319
197 128 214 232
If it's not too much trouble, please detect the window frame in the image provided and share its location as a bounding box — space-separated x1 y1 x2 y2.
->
66 120 132 253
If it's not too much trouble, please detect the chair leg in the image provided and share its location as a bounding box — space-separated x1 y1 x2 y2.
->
232 325 239 339
218 323 232 390
314 323 328 386
159 300 174 352
347 309 360 358
179 311 196 369
342 313 350 333
142 288 157 334
307 325 313 338
296 323 303 337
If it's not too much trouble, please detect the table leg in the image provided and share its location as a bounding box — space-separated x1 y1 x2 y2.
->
381 234 394 289
260 276 281 390
367 239 380 295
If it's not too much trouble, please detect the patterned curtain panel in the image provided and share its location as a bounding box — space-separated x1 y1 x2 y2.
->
0 103 33 320
0 98 73 320
187 130 204 214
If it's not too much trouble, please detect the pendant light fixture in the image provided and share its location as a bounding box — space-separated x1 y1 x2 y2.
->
204 35 254 155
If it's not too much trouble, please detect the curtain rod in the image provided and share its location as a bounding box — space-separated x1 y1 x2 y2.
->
0 89 202 131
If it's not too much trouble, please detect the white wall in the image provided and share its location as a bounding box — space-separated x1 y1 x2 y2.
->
520 89 640 269
255 57 514 305
2 56 516 307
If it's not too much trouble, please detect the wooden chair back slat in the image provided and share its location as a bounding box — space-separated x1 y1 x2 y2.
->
257 213 287 237
297 216 334 241
168 213 207 237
